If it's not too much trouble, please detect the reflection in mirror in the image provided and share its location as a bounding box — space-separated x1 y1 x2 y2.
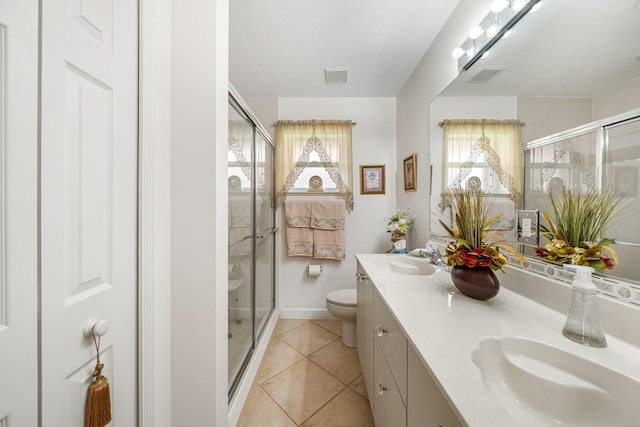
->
430 0 640 287
523 112 640 283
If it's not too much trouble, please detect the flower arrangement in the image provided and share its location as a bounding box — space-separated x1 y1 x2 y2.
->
535 186 625 272
387 207 413 234
439 188 528 271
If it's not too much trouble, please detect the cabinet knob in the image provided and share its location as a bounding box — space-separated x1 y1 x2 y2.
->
375 326 387 337
375 383 387 395
355 272 369 281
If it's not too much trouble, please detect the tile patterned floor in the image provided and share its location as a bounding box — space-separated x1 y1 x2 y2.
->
237 319 374 426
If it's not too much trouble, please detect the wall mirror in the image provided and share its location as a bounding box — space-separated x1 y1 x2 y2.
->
430 0 640 287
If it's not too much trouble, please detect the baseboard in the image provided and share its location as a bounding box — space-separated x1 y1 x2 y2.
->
279 308 336 320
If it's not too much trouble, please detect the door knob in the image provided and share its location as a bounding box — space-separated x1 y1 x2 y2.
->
83 318 111 337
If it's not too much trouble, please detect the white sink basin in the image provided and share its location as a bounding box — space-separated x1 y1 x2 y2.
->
387 256 436 276
471 337 640 426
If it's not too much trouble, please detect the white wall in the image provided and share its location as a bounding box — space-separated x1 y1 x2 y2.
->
276 97 397 317
517 97 592 142
170 0 229 425
396 0 492 248
593 77 640 120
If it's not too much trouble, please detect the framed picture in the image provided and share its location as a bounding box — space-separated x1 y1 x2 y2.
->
360 164 385 194
403 154 417 192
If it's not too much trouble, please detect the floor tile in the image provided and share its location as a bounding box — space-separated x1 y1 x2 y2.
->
273 319 309 337
255 337 306 384
309 339 361 385
237 385 297 427
348 374 368 401
311 319 342 336
279 322 338 356
301 388 375 427
261 359 345 425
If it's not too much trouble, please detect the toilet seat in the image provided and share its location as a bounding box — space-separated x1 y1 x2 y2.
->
326 289 357 307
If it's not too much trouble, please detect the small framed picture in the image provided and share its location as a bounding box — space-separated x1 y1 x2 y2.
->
360 164 385 194
403 154 417 192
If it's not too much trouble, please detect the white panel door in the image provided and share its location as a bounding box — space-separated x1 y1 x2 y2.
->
40 0 138 425
0 0 39 425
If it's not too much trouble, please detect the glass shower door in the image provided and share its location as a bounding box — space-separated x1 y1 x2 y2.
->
227 91 277 399
254 130 276 340
227 103 254 390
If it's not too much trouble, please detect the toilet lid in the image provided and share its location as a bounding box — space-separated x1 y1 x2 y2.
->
327 289 357 307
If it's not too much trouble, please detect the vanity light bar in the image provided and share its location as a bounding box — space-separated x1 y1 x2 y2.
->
455 0 541 72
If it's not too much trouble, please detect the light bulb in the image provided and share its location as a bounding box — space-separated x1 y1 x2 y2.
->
491 0 508 14
469 26 484 40
451 47 465 59
486 25 498 38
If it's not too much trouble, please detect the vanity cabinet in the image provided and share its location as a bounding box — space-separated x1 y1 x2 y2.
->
372 289 408 426
357 259 464 427
374 338 407 426
408 344 462 427
373 290 408 403
356 261 374 401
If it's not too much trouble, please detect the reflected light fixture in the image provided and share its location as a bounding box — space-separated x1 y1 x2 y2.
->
469 26 484 39
451 0 542 71
491 0 508 14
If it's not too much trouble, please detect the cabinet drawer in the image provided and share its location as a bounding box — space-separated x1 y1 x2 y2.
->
374 339 407 427
373 289 408 403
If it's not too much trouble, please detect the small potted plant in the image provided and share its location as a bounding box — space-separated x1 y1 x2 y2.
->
535 185 625 272
387 208 413 253
439 188 528 300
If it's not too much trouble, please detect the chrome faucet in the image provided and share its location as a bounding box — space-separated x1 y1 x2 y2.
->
418 241 448 267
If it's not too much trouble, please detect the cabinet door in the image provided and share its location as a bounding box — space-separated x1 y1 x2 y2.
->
357 262 365 368
363 272 375 401
408 344 462 427
374 339 407 427
374 290 408 403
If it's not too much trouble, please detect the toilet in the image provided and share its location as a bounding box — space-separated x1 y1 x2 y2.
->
326 288 357 348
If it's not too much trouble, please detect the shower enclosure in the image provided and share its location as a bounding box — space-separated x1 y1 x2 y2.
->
227 88 277 398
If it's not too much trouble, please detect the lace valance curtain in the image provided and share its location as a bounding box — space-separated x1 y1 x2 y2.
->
442 119 523 203
275 120 353 210
228 119 253 183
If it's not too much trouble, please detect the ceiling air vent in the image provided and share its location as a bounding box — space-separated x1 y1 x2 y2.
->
466 67 505 84
324 67 350 85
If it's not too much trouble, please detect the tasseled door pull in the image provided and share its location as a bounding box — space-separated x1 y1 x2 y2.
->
85 327 112 427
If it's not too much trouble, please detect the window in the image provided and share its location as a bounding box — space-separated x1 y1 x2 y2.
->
289 150 339 191
275 120 353 209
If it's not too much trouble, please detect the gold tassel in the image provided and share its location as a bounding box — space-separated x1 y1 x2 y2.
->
85 333 112 427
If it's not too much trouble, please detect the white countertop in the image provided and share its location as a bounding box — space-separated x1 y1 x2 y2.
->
355 253 640 426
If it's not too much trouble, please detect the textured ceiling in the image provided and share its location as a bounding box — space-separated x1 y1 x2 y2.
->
229 0 461 97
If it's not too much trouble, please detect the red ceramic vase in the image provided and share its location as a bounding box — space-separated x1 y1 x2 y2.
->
450 265 500 300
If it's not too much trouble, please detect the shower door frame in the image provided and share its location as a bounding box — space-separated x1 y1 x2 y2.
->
228 87 277 399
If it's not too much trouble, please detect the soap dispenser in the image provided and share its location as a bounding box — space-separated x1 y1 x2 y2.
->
562 264 607 348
